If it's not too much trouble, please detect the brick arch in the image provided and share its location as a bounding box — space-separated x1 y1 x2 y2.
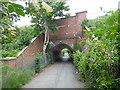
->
52 42 73 52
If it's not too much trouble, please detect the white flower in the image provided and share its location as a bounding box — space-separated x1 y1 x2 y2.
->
41 2 53 13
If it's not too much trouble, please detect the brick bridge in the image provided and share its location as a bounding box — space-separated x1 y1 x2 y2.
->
1 11 87 67
1 11 87 88
49 11 87 61
50 11 87 47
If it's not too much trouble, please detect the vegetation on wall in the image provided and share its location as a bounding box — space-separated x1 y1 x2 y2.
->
73 10 119 89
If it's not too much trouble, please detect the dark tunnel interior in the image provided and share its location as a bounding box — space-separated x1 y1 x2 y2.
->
51 43 73 62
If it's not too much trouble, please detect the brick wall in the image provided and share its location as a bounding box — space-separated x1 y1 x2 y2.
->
0 57 16 67
16 34 44 67
1 34 44 67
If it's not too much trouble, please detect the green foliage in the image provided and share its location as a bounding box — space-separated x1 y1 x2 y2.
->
1 1 40 58
34 52 42 73
2 26 40 58
73 10 119 89
2 49 20 58
73 41 82 52
1 2 25 43
81 15 109 29
2 63 34 88
1 2 25 17
14 26 40 47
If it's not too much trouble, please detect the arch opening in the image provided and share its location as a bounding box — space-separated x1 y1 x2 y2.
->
52 43 73 62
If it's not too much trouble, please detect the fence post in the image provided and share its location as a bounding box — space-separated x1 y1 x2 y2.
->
44 54 46 66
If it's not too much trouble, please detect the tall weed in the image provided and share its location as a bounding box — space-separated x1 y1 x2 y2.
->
2 63 34 88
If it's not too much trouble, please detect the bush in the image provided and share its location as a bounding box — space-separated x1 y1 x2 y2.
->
73 47 118 88
73 10 119 89
73 41 82 52
2 49 20 58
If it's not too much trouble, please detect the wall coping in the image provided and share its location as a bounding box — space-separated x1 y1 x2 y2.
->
0 57 17 61
75 11 87 14
59 11 87 20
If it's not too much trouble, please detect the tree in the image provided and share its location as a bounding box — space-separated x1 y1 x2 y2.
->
0 1 25 44
25 1 70 56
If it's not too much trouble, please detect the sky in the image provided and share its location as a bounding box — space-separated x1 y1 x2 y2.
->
14 0 119 26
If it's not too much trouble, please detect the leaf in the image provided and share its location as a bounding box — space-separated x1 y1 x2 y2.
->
12 3 24 9
1 1 10 4
8 5 14 13
15 9 25 16
105 17 114 25
11 31 16 36
2 34 8 39
96 25 103 29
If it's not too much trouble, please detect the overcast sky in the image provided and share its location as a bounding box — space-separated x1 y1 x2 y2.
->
14 0 119 26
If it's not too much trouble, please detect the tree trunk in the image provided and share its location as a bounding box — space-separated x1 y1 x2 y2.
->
43 21 49 64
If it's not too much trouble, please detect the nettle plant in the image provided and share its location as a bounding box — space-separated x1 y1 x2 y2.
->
73 10 119 89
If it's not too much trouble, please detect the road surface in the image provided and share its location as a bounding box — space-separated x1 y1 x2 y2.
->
22 62 85 88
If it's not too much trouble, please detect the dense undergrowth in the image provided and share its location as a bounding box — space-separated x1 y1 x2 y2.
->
73 10 119 89
2 63 34 88
2 26 40 58
1 52 51 88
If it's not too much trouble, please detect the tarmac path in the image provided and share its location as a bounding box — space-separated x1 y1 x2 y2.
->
22 62 85 88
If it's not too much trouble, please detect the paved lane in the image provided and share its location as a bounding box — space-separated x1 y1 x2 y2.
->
22 62 85 88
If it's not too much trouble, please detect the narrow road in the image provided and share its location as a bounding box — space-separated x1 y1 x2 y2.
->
22 62 85 88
